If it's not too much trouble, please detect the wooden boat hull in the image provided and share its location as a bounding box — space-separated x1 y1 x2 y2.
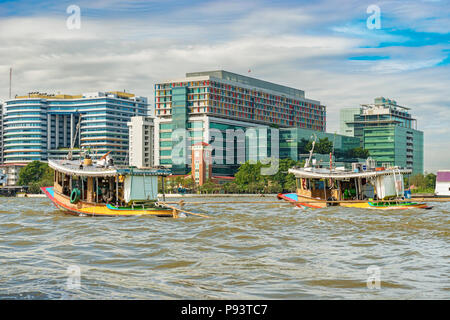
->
41 187 174 217
277 193 432 210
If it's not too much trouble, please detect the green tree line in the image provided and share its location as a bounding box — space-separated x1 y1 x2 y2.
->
407 173 436 193
17 161 54 194
298 137 369 158
159 158 302 194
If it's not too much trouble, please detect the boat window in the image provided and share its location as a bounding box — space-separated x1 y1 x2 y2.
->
314 180 324 190
57 172 63 186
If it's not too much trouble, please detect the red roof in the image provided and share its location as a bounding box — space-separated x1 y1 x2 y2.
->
192 142 210 147
213 176 235 180
0 163 27 167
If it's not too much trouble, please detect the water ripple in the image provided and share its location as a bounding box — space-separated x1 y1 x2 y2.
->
0 197 448 299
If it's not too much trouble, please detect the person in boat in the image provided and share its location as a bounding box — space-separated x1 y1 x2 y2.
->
62 175 70 196
100 185 113 204
361 178 375 200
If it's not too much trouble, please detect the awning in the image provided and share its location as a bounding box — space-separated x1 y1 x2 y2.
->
48 160 172 177
48 160 118 177
288 167 412 180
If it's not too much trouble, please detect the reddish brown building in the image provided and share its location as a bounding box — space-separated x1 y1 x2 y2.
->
191 142 212 186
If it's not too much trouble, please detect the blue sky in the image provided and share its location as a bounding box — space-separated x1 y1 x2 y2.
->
0 0 449 171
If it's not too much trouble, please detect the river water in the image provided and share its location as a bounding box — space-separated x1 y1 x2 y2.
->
0 196 448 299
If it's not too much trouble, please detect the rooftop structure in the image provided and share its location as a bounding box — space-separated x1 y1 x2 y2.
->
340 97 424 175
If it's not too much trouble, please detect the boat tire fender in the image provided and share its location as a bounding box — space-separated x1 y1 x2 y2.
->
70 188 81 204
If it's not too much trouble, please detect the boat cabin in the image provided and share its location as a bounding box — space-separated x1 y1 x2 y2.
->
49 159 171 208
290 167 410 203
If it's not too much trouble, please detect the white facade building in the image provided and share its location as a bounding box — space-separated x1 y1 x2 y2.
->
127 116 154 168
0 164 25 186
0 101 3 164
3 91 148 165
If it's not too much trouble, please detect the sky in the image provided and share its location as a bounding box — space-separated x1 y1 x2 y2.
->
0 0 449 172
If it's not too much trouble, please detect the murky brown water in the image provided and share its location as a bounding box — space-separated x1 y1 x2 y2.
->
0 196 448 299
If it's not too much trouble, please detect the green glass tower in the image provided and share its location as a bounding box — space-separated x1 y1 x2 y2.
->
341 97 424 175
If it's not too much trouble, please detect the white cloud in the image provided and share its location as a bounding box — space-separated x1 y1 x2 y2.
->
0 0 448 172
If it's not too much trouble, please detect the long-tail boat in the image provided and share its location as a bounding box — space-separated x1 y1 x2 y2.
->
41 153 174 217
278 166 432 210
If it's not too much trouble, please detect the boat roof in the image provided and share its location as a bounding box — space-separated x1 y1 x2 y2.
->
288 167 411 179
48 159 171 177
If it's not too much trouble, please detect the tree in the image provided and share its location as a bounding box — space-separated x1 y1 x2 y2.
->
17 161 54 193
223 182 239 194
306 137 333 154
268 158 300 192
347 147 370 159
232 158 301 193
265 181 283 193
409 173 426 189
18 161 47 185
183 176 195 192
234 161 264 186
299 138 310 154
425 173 436 189
198 179 220 194
409 172 436 193
283 178 297 192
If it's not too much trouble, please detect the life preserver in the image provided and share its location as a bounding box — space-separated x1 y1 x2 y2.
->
70 188 81 204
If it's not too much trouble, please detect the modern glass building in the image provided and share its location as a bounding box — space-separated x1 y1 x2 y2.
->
341 97 424 175
339 108 361 137
154 70 327 175
3 91 148 164
280 127 361 164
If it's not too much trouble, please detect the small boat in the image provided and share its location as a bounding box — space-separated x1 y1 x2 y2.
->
278 166 432 210
41 154 175 217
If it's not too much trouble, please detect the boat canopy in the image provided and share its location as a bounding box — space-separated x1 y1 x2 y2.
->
288 167 411 180
124 175 158 202
48 160 171 177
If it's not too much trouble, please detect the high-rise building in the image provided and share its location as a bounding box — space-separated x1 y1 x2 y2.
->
339 108 361 137
280 127 361 164
154 70 327 175
341 97 424 175
3 91 148 165
0 101 4 164
191 142 212 186
127 116 154 168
